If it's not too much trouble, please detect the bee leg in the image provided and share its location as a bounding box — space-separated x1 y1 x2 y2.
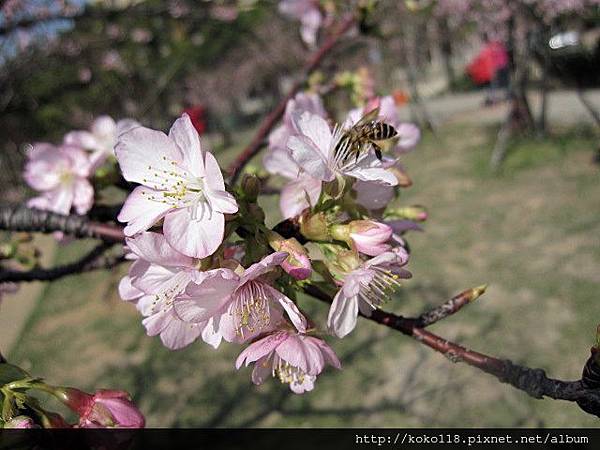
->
373 143 382 160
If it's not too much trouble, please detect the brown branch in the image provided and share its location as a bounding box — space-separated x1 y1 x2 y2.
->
0 242 126 283
416 284 487 327
303 284 600 417
0 205 124 243
226 14 356 184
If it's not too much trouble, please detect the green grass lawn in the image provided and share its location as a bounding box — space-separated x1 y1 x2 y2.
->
9 123 600 427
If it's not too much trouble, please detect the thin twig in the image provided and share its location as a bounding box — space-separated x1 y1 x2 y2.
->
226 14 356 184
416 285 487 327
0 243 125 283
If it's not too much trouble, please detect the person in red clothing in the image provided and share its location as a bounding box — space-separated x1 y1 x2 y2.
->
467 39 509 105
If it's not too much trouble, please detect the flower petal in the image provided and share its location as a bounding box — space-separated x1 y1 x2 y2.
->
177 270 238 322
251 357 272 385
265 285 307 333
353 180 395 211
275 333 324 375
72 179 94 215
117 186 172 236
313 338 341 369
288 135 333 182
207 189 238 214
327 290 359 338
168 113 204 177
63 131 99 151
345 166 398 186
241 252 288 283
200 317 222 349
118 274 144 302
91 116 117 139
115 126 182 186
263 146 300 179
235 331 287 369
294 111 332 159
279 175 322 219
203 151 226 192
125 232 194 268
163 207 224 259
159 312 202 350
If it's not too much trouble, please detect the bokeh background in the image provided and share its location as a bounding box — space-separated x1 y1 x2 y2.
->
1 0 599 427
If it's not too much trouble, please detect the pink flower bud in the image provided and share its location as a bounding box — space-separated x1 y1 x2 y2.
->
59 388 145 428
4 415 38 428
349 221 392 256
331 220 392 256
279 240 312 280
267 231 312 280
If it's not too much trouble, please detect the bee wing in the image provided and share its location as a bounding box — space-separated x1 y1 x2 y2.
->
354 106 380 127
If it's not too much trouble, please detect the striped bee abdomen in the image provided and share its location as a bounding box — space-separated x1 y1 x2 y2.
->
365 121 397 141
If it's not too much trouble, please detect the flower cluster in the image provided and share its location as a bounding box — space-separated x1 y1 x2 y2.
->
24 116 138 218
115 114 339 393
112 88 421 393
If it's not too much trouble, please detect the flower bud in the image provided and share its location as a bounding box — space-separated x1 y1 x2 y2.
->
4 415 38 428
40 411 71 428
300 212 330 241
385 205 428 222
331 220 392 256
56 387 145 428
267 231 312 280
240 174 260 202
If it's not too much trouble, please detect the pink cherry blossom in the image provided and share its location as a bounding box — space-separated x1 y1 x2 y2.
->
115 113 238 259
327 248 411 338
121 232 221 350
60 388 145 428
278 0 323 47
176 252 307 344
236 329 341 393
287 111 398 188
264 92 326 219
64 115 139 170
24 143 94 215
